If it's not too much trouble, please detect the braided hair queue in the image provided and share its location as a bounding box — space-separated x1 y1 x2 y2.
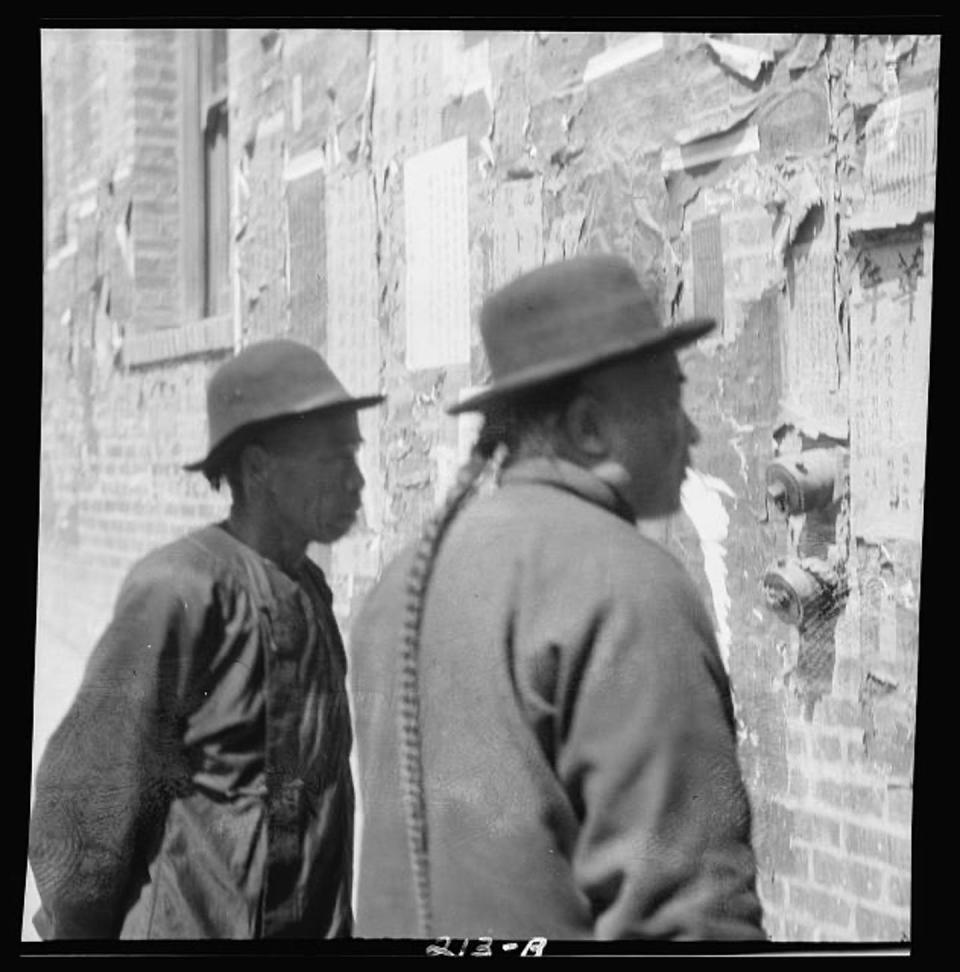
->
396 380 581 937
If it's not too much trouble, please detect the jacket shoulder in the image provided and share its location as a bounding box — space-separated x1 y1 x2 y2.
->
117 527 238 607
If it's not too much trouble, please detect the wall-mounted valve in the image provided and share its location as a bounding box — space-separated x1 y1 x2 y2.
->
762 557 846 629
765 448 845 517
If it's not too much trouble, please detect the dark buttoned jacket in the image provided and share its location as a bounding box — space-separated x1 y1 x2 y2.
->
29 525 354 939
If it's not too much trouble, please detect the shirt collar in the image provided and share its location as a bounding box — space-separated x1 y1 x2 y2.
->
499 456 638 525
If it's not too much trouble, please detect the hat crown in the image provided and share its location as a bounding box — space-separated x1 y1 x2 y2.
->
450 254 715 414
481 254 659 380
185 339 384 470
208 339 344 411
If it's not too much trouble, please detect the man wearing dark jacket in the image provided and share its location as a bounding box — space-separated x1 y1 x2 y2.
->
28 339 383 939
350 255 766 941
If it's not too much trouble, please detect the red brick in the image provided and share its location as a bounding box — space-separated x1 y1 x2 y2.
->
133 84 178 105
888 874 911 909
844 822 911 869
887 787 912 827
134 125 179 143
788 770 809 799
813 778 844 809
812 733 842 762
763 913 786 941
786 727 806 755
793 810 842 848
820 697 867 729
785 918 815 941
843 784 884 818
133 62 161 85
138 145 178 167
846 740 868 766
845 859 883 901
759 873 786 907
854 905 909 942
788 884 852 929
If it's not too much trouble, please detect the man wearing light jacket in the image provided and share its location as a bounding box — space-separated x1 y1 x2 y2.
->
350 255 766 941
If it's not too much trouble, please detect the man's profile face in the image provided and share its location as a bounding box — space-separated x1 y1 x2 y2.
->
596 350 700 519
263 410 366 547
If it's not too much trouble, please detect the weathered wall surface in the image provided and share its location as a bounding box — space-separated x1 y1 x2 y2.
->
37 29 934 943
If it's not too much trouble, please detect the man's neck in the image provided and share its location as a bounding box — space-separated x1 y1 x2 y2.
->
226 508 307 576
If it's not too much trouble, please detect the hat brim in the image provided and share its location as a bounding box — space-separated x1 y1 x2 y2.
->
183 393 386 472
447 317 716 415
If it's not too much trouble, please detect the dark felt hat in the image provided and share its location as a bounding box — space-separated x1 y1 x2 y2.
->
448 254 715 415
184 339 385 472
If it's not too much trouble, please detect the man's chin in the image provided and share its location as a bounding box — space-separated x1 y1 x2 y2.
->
320 515 359 545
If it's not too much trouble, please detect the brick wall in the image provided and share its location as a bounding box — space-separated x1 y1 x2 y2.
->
38 28 232 662
37 29 932 944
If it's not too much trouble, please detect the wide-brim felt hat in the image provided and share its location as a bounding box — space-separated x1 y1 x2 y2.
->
184 338 385 472
448 254 715 415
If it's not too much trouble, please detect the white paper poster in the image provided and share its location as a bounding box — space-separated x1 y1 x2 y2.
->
782 240 847 434
862 87 937 222
849 228 931 542
404 136 472 370
325 168 385 541
326 169 381 395
373 30 445 166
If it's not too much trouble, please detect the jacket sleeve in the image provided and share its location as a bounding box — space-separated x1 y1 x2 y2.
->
553 548 766 941
28 556 215 939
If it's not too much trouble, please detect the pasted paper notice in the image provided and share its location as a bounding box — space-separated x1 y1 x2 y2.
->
404 136 471 370
691 214 725 332
373 30 445 166
861 87 937 223
849 229 931 542
781 240 847 435
326 169 381 395
492 179 543 288
325 168 385 538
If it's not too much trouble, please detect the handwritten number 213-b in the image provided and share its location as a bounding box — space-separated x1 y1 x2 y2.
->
426 937 547 956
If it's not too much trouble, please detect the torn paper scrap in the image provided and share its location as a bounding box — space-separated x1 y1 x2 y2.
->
115 202 135 277
661 124 760 173
443 33 493 106
785 33 827 73
583 33 663 84
492 178 544 287
283 146 326 182
706 37 773 82
674 93 761 145
681 469 737 673
771 164 823 264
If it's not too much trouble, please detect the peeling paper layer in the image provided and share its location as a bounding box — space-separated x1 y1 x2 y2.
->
583 33 663 84
443 34 493 106
674 93 761 145
661 124 760 173
706 37 773 82
283 146 326 182
680 469 736 673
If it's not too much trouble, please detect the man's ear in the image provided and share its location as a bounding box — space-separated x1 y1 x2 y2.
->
240 443 274 494
562 392 609 459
